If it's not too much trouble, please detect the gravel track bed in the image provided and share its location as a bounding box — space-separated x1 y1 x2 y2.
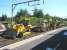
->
0 32 44 48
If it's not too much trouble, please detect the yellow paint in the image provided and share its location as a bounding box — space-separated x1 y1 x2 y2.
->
23 32 32 36
15 24 25 33
13 24 32 36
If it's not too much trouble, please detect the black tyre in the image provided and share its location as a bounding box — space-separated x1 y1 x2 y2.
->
17 32 23 38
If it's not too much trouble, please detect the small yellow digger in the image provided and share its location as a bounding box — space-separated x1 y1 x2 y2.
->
13 23 32 38
1 20 32 39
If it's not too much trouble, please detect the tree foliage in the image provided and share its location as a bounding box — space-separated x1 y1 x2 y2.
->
1 14 7 21
15 9 29 18
33 9 44 18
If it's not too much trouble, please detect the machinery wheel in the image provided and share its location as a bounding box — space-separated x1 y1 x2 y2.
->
17 32 23 38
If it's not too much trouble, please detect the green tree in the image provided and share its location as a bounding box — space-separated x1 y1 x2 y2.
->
33 9 44 18
15 9 29 18
15 9 29 23
1 14 7 21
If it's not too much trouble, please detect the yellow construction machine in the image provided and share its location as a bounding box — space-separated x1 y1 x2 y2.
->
13 22 32 38
1 19 32 39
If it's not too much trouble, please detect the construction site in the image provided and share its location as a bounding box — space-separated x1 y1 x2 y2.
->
0 0 67 50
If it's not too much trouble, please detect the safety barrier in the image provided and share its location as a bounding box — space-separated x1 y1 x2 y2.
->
0 27 67 50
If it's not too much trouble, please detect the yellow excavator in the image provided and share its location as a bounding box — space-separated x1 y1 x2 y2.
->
13 22 32 38
2 19 32 39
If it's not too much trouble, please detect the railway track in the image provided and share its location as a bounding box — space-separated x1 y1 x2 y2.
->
0 32 43 48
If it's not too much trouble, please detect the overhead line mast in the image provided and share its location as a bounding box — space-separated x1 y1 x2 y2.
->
11 0 44 24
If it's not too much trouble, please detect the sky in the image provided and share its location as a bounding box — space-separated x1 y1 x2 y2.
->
0 0 67 18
